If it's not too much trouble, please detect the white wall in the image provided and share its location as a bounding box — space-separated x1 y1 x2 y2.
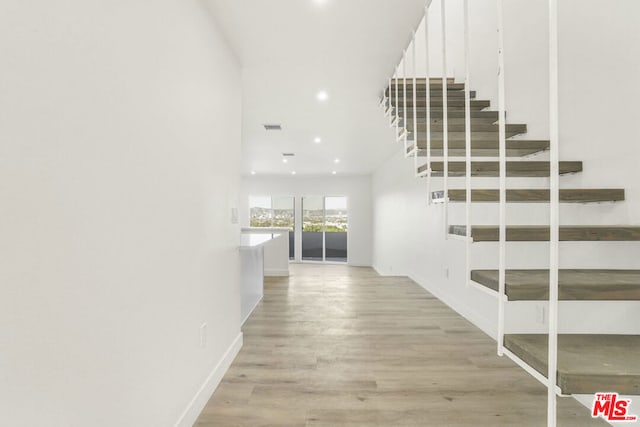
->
240 175 372 267
373 1 640 338
0 1 243 426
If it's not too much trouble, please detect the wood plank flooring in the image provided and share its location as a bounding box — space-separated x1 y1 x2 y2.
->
195 264 605 426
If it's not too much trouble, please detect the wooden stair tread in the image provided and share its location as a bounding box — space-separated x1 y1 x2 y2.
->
395 99 491 108
418 161 582 177
391 77 455 83
388 84 464 91
415 148 546 157
449 225 640 241
413 132 528 142
408 123 526 133
471 269 640 301
409 111 499 120
504 334 640 395
411 140 549 157
389 90 477 99
442 188 625 203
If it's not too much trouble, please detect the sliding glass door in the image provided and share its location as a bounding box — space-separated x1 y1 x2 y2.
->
301 196 324 261
272 196 295 260
302 196 348 263
324 196 348 262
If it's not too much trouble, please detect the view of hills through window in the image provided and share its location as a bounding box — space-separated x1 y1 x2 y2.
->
302 196 347 232
249 196 294 230
249 195 348 262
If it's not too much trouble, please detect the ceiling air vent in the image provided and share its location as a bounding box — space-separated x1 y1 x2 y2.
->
263 124 282 131
282 153 295 157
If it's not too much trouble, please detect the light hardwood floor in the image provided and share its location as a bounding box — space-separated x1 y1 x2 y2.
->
195 264 605 426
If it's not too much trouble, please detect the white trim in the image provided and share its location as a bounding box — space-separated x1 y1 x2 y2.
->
174 333 243 427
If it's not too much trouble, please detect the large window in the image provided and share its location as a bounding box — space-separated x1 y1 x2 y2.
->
302 196 348 263
249 196 295 259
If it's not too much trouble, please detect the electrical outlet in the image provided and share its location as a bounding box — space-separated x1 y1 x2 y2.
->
199 323 207 348
536 306 546 325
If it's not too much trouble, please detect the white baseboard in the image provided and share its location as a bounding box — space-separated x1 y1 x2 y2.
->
264 269 289 277
174 332 243 427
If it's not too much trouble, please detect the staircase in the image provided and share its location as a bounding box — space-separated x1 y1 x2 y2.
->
383 78 640 397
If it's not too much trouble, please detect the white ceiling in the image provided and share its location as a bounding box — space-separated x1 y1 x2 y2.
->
206 0 430 176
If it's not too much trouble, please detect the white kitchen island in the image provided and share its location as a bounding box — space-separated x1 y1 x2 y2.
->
239 232 280 324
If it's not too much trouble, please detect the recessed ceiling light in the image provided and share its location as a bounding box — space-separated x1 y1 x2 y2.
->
282 158 288 163
291 171 297 175
314 137 322 144
334 158 340 164
332 171 337 175
317 90 329 102
251 171 256 175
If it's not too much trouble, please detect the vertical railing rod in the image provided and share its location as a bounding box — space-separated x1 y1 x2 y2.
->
412 31 419 175
389 74 395 127
387 76 393 120
441 0 449 237
464 0 472 285
548 0 560 425
395 64 400 137
403 50 409 154
496 0 507 357
425 5 433 201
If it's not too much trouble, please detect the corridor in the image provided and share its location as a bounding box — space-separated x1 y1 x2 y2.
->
195 265 603 426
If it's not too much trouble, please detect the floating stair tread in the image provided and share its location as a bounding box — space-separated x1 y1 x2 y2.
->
418 161 582 177
504 334 640 395
415 148 545 157
445 188 625 203
415 139 546 149
471 269 640 301
410 111 499 120
389 90 476 99
391 77 455 83
413 131 528 142
449 225 640 241
408 123 526 133
395 99 491 108
413 140 549 157
389 78 457 87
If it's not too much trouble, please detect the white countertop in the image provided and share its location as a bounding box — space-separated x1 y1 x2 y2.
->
240 233 281 248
